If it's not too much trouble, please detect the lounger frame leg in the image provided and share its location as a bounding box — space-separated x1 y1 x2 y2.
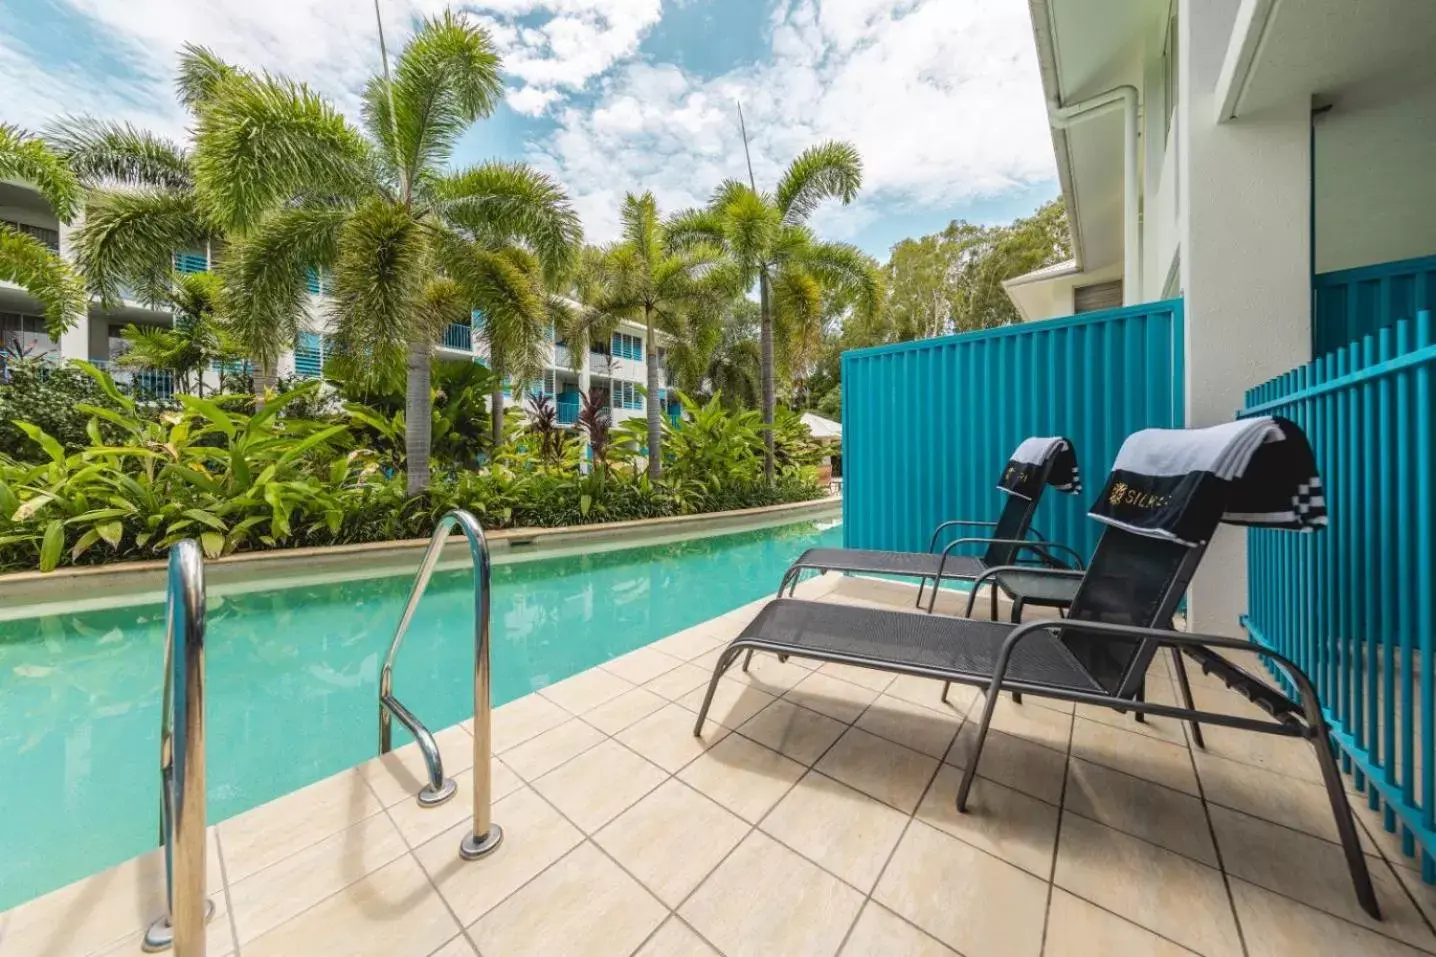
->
956 687 1002 811
1169 648 1206 748
694 646 743 736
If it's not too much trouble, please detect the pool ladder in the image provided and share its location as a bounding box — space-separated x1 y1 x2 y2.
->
144 540 215 955
378 509 503 860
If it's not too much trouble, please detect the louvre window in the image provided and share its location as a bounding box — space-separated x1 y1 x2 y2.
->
1074 280 1123 314
611 332 643 361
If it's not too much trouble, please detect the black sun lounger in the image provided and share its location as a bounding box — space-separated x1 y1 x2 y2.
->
695 417 1378 919
782 436 1085 614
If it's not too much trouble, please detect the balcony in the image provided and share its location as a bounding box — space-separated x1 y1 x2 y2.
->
556 397 579 425
172 252 209 274
440 323 473 352
89 358 175 399
2 219 59 252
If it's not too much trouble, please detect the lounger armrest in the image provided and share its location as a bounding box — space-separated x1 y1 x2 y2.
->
936 537 1086 573
927 519 998 551
963 565 1085 617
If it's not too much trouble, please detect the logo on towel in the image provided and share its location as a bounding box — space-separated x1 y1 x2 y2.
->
1108 481 1171 509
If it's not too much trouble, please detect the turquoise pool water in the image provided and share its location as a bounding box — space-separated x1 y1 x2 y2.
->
0 517 842 910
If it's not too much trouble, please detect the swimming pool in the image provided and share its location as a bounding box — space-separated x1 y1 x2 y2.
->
0 517 842 910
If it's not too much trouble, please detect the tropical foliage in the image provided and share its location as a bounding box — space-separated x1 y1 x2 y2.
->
115 271 241 396
0 364 822 573
0 125 87 336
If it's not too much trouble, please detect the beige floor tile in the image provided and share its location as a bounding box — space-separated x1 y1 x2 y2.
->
429 934 478 957
1073 701 1189 746
1064 758 1217 866
839 901 958 956
1069 716 1199 796
817 661 896 693
853 693 963 759
761 770 910 892
1053 813 1242 957
725 653 814 694
885 673 979 715
1197 721 1325 784
873 819 1048 957
414 785 583 925
539 666 635 714
492 692 571 753
228 812 408 944
982 696 1074 753
499 717 605 781
650 623 730 660
385 766 500 849
2 829 228 957
784 670 882 724
243 855 460 957
1231 877 1431 957
815 726 940 814
90 919 236 957
946 723 1068 805
737 698 847 765
600 646 685 685
915 765 1059 878
1043 888 1198 957
594 778 750 907
615 702 732 773
643 662 715 701
358 723 475 808
581 686 670 735
219 768 384 883
690 647 725 673
1209 806 1434 949
633 917 721 956
532 738 668 833
469 842 666 957
1196 750 1354 846
681 829 864 957
680 677 778 731
1385 860 1436 933
678 732 807 823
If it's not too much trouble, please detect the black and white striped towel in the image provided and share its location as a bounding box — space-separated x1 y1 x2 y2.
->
997 436 1082 500
1088 416 1326 546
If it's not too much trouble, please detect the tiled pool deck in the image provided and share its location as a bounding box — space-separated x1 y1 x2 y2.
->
3 576 1436 956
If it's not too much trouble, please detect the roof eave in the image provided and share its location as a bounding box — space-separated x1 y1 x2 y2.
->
1027 0 1086 272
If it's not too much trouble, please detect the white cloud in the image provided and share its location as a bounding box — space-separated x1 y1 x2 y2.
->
531 0 1055 246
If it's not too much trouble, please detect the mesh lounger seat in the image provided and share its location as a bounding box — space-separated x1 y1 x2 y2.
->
694 418 1379 919
782 436 1086 613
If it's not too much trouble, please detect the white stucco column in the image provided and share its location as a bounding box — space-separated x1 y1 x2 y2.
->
56 211 89 360
578 341 592 474
1178 0 1313 634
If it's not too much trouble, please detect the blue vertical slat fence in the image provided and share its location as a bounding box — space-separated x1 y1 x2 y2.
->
841 299 1184 564
1313 255 1436 357
1241 309 1436 880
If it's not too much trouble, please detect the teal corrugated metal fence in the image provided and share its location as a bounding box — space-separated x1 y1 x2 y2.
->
1313 255 1436 357
841 299 1185 565
1241 309 1436 880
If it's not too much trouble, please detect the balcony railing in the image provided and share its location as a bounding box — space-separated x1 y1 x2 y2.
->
556 398 579 425
3 219 59 252
173 252 208 275
441 323 473 352
90 359 176 399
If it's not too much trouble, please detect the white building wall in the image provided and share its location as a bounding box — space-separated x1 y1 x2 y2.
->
1177 0 1313 634
1314 73 1436 274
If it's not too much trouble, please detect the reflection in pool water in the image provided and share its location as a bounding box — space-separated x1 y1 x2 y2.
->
0 518 842 910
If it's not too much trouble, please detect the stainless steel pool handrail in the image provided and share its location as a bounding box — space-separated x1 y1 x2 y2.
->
144 540 214 955
378 510 504 860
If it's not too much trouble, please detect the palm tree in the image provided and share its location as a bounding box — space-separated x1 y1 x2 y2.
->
665 297 761 409
669 142 882 481
0 125 86 338
572 193 728 480
116 271 236 396
200 13 581 494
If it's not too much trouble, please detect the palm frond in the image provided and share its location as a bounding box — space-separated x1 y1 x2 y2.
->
798 240 884 321
0 124 81 220
0 224 87 337
715 186 778 272
220 204 346 366
326 198 425 374
194 72 373 232
176 44 245 113
663 207 725 253
363 11 503 190
435 231 549 382
619 192 661 266
73 187 211 306
47 117 192 189
775 140 862 225
429 161 580 279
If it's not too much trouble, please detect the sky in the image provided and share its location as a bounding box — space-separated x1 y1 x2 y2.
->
0 0 1059 259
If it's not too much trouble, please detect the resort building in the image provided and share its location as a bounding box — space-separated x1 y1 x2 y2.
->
1001 0 1436 634
0 180 672 423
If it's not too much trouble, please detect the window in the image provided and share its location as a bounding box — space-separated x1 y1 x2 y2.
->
173 251 209 274
614 381 643 410
0 313 55 355
293 331 331 379
611 332 643 361
3 220 59 251
1073 280 1123 314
